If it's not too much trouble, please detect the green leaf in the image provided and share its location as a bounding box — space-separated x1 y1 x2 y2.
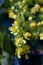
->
3 32 14 55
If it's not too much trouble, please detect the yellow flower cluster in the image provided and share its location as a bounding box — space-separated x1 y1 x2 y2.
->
31 4 40 14
14 36 30 58
15 37 26 46
31 3 43 15
8 0 43 58
15 45 30 58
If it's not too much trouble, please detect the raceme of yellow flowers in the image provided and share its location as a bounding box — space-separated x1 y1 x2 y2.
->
8 0 43 59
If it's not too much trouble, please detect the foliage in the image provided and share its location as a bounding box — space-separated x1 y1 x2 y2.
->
3 32 15 55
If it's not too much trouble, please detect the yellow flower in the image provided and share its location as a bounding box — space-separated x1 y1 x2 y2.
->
31 4 40 14
13 14 17 19
9 11 17 19
14 20 19 25
38 21 43 26
9 26 19 35
40 7 43 13
15 45 30 58
9 11 14 18
15 47 23 58
40 21 43 25
34 4 40 10
23 32 31 40
30 21 36 28
39 33 43 40
28 16 33 21
15 37 26 46
12 20 19 28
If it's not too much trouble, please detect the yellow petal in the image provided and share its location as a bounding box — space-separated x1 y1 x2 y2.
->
40 36 43 40
13 20 19 26
41 21 43 25
39 33 43 40
28 16 33 21
39 33 43 36
23 32 31 40
30 21 36 28
9 12 14 18
40 7 43 13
